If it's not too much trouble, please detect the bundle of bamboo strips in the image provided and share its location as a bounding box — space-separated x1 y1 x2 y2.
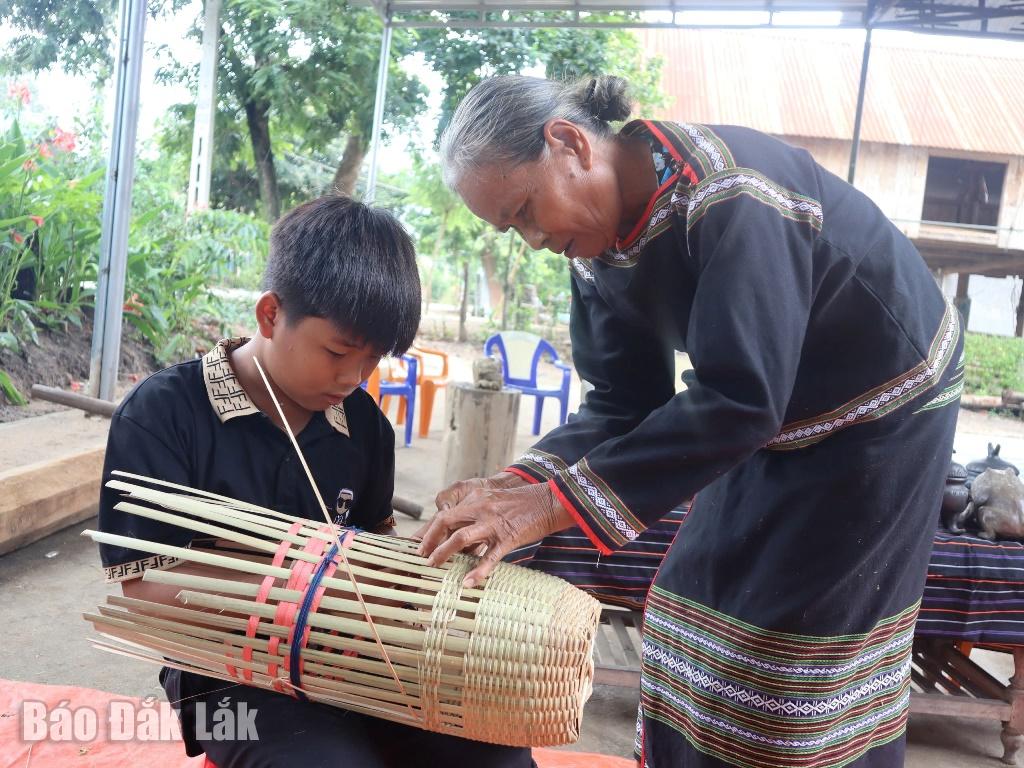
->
83 472 601 747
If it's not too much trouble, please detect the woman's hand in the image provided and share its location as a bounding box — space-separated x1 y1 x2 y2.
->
416 480 575 588
433 470 528 512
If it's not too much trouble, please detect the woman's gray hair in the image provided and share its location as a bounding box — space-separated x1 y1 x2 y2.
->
439 75 632 187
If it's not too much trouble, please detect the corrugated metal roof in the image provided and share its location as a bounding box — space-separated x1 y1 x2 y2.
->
641 29 1024 155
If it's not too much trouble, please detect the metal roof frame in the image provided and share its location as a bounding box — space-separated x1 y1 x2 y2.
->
360 0 1024 38
88 0 1024 398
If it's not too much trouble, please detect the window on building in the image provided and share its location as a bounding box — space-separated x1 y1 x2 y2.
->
921 157 1006 229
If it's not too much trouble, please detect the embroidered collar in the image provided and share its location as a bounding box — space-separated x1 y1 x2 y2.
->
201 338 350 436
594 120 721 269
615 120 688 252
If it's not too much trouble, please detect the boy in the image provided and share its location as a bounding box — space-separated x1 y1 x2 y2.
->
97 196 533 767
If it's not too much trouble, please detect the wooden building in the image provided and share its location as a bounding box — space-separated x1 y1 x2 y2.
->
642 28 1024 335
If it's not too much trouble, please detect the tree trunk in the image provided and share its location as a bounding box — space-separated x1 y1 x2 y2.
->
244 100 280 221
423 211 448 315
458 258 470 343
501 237 526 329
478 242 503 314
333 134 366 196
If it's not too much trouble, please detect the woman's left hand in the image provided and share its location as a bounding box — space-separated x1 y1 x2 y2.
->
415 481 574 588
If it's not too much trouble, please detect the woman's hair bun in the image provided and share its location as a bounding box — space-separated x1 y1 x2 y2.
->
577 75 632 124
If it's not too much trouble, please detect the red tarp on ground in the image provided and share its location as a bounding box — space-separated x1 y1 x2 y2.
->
0 679 634 768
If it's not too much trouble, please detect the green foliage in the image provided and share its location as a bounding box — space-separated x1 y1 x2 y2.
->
419 22 667 139
155 0 428 217
0 368 27 405
963 332 1024 396
0 0 185 80
0 92 105 353
124 155 268 365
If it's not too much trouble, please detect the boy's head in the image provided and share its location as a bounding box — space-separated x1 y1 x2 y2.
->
254 195 421 412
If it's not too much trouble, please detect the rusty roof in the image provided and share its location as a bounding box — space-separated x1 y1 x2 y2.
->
641 28 1024 156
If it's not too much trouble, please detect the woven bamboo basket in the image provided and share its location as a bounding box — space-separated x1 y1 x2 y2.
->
83 472 601 747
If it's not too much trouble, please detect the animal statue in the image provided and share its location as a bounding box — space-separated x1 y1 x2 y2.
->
951 468 1024 541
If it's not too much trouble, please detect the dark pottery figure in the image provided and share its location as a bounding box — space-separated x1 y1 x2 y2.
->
941 461 971 532
966 444 1020 488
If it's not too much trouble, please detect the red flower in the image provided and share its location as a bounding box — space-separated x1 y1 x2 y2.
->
51 128 76 153
21 158 37 172
123 293 145 315
37 142 53 159
7 82 30 105
10 230 24 244
29 215 44 228
69 380 83 392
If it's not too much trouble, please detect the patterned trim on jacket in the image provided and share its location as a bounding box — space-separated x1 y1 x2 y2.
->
508 448 570 483
766 301 960 450
687 168 824 233
551 458 646 553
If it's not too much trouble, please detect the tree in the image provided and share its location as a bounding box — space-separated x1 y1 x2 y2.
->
0 0 186 79
183 0 426 220
393 154 485 340
414 22 666 328
418 19 666 138
2 0 428 220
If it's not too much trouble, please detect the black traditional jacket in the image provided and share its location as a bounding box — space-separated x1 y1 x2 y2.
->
510 121 963 768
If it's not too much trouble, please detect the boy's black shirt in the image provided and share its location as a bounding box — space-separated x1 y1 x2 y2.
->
99 338 396 582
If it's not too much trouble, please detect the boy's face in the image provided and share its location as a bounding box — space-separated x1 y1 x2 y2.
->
260 301 382 413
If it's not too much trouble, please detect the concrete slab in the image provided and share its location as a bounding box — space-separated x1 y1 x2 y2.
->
0 410 110 555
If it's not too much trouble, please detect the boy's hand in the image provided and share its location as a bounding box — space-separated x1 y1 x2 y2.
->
416 481 574 588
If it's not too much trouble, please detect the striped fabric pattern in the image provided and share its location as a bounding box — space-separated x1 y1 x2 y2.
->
918 530 1024 645
641 587 917 768
505 506 688 610
552 458 647 554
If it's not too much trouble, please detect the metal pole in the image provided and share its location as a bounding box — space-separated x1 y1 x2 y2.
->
365 11 393 204
847 24 872 185
87 0 148 400
187 0 221 214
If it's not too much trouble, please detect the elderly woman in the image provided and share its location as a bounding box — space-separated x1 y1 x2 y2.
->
418 74 963 768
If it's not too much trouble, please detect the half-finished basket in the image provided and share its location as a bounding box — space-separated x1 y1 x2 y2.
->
83 472 601 747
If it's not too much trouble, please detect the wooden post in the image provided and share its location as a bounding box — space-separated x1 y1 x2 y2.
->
1015 285 1023 338
1001 648 1024 764
955 273 972 327
441 383 521 487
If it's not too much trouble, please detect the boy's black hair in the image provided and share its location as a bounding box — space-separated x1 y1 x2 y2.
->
263 195 421 356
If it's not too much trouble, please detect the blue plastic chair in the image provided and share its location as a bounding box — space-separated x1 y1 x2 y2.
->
363 355 417 447
484 331 571 435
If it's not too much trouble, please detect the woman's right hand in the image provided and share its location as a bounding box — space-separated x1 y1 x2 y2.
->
433 470 529 514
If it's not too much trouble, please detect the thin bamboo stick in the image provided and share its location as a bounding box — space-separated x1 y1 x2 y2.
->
174 590 471 653
142 569 475 632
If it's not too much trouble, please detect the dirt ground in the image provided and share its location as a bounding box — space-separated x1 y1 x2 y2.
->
0 314 154 422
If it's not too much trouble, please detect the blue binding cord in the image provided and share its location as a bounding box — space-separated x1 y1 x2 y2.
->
288 532 347 700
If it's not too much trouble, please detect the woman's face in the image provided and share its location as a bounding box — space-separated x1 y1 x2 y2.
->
454 120 623 261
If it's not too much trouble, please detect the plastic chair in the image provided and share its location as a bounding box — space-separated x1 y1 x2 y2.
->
484 331 571 435
383 344 450 438
364 355 417 447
